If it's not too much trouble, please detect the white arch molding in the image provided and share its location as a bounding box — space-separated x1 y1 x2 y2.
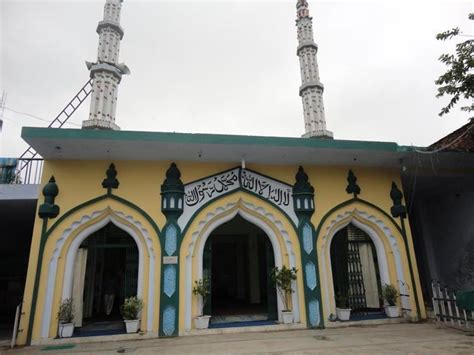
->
40 208 157 339
183 199 301 331
320 209 410 317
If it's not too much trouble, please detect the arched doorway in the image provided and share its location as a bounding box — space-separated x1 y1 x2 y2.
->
203 215 278 325
330 223 383 319
72 222 139 334
183 197 303 330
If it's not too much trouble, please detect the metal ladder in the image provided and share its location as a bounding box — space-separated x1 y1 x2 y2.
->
16 79 93 177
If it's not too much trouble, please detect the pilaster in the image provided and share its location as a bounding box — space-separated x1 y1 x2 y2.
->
292 166 324 328
159 163 185 336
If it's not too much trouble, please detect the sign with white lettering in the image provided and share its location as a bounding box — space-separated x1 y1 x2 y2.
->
178 168 298 229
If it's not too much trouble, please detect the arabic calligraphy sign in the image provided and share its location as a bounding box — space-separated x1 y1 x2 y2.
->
178 168 298 229
184 169 239 207
240 169 292 207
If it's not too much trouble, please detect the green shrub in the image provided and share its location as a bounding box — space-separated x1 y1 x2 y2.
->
57 298 74 324
336 293 349 309
193 278 210 316
270 266 298 311
121 296 144 320
382 284 399 306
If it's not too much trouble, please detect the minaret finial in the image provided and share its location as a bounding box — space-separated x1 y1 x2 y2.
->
296 0 333 139
82 0 130 130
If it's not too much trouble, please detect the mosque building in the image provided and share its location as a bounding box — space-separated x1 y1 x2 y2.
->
16 0 429 345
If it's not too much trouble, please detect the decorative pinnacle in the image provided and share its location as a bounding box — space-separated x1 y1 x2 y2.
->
293 166 314 194
346 169 361 197
102 163 119 193
161 163 184 193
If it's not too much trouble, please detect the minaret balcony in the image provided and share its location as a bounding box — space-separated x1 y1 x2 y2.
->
96 20 124 39
88 62 126 82
299 81 324 96
297 41 318 55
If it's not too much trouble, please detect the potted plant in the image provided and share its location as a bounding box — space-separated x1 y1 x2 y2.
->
382 284 399 318
270 266 298 324
121 296 144 333
57 298 74 338
192 277 211 329
335 293 351 321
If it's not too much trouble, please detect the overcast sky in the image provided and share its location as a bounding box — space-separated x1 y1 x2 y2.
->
0 0 472 157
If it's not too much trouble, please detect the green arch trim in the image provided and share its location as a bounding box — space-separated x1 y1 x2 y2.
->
46 193 162 239
313 197 423 320
314 197 403 242
26 193 161 345
180 187 298 239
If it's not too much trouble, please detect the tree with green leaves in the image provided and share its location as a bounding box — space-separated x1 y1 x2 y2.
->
435 13 473 119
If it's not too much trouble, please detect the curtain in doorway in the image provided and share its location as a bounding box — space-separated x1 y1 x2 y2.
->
358 243 380 308
72 248 88 327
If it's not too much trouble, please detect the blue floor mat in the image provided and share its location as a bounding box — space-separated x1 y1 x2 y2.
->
209 319 277 329
73 328 126 337
350 312 387 321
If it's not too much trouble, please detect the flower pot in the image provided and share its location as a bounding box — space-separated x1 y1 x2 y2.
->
385 305 399 318
194 315 211 329
336 308 351 321
281 311 294 324
124 319 140 333
58 323 74 338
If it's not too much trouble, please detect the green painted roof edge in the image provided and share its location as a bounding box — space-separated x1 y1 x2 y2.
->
22 127 410 152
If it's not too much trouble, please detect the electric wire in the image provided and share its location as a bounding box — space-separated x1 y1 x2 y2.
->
413 124 473 154
0 106 81 127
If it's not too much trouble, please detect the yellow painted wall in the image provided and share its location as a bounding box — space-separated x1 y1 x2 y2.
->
18 159 426 345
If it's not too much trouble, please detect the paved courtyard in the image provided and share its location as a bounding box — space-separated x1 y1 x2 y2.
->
4 322 474 354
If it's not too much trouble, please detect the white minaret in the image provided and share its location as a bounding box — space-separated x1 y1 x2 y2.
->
296 0 333 139
82 0 130 130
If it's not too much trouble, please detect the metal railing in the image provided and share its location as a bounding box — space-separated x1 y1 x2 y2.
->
12 78 93 182
0 158 44 185
431 280 474 329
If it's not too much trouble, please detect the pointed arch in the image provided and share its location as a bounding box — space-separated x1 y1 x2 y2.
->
37 198 161 340
179 192 304 331
316 200 415 320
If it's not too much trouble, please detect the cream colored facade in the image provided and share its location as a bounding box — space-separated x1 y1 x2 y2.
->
17 146 426 345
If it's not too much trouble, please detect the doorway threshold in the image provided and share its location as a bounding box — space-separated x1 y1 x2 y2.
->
31 331 157 346
325 316 407 328
182 322 306 336
210 319 277 329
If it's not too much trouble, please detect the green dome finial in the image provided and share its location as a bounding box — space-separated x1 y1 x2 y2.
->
390 182 406 218
102 163 119 193
161 163 184 193
293 166 314 194
346 169 361 197
39 176 60 219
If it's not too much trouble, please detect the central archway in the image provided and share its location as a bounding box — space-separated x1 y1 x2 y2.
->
203 215 278 324
181 197 303 331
